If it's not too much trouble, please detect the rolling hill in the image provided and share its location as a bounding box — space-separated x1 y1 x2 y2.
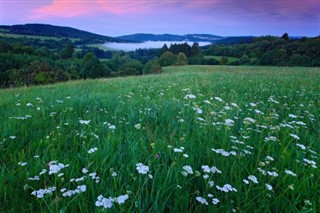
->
117 33 223 42
0 24 122 43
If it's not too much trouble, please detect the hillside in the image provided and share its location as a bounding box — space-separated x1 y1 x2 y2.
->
0 24 122 43
1 66 319 212
211 36 255 44
117 33 223 42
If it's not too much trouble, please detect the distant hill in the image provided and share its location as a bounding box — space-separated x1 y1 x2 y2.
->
117 33 223 42
211 36 256 44
0 24 122 43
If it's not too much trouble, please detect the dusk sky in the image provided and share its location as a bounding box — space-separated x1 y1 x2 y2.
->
1 0 319 37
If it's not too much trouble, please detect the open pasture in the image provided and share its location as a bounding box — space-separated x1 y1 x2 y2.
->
0 66 319 212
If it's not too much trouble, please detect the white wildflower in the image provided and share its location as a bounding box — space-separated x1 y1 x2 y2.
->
136 163 149 174
95 195 113 209
288 114 297 118
267 171 279 177
184 94 196 99
249 103 257 107
214 97 223 102
266 156 274 161
208 181 214 187
203 174 209 179
182 165 193 174
48 162 66 175
248 175 258 183
181 171 188 177
79 120 91 125
225 119 234 127
216 184 237 192
243 179 249 184
212 198 220 205
296 143 306 150
289 133 300 140
231 103 239 108
31 187 56 198
265 184 273 191
78 185 86 192
201 165 221 174
39 169 47 175
28 176 40 181
288 184 294 190
203 100 212 105
88 147 98 154
173 147 184 152
18 162 27 166
285 169 297 177
135 124 142 129
193 107 203 114
264 136 277 142
109 125 116 130
224 105 231 111
115 194 129 204
196 196 208 205
243 117 256 124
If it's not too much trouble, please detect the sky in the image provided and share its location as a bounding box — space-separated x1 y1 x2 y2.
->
1 0 319 37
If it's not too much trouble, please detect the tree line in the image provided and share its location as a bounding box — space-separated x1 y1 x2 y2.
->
0 33 319 88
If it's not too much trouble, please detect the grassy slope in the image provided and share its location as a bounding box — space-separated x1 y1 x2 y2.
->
0 32 81 42
0 66 319 212
0 33 62 41
203 55 240 63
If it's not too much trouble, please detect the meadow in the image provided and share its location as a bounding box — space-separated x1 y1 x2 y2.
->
0 65 319 212
0 33 74 41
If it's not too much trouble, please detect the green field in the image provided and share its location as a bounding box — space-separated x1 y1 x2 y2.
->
1 66 319 212
86 43 114 51
0 33 80 42
204 55 240 63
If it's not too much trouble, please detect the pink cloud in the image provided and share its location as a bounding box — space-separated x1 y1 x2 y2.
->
28 0 151 20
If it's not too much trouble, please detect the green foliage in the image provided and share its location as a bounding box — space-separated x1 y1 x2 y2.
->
259 51 275 65
191 42 200 56
60 40 74 59
176 52 188 66
120 60 143 76
143 60 162 75
281 32 289 41
205 36 320 67
240 54 250 65
0 39 12 52
82 52 103 79
35 72 53 84
160 44 169 55
1 31 319 88
288 54 311 67
201 57 220 65
159 51 176 66
220 56 229 65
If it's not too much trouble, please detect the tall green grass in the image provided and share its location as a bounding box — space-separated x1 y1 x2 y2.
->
1 66 319 212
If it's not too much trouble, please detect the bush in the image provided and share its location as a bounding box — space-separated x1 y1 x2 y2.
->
176 52 188 66
201 57 220 65
159 51 176 66
143 60 162 75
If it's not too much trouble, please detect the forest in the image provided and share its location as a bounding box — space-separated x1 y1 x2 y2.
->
0 32 319 88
